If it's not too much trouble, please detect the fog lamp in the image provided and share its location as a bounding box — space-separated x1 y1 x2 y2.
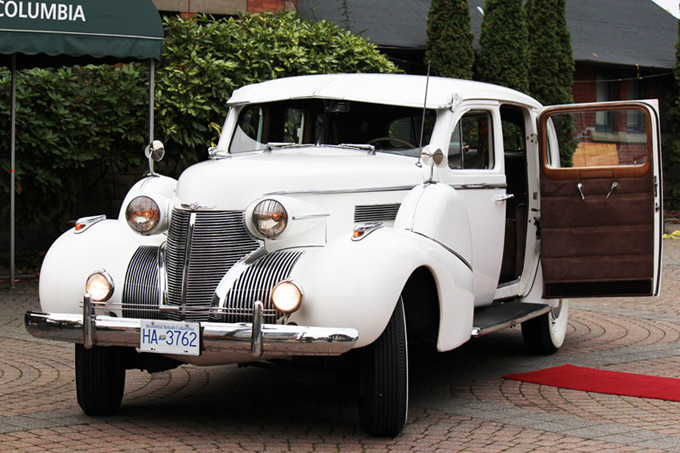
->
271 280 303 313
85 271 114 302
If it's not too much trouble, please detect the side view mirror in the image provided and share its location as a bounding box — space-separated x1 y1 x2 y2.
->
144 140 165 176
420 146 444 183
420 145 444 167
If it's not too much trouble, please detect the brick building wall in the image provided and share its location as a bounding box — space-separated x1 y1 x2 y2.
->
152 0 297 14
572 65 598 104
248 0 297 12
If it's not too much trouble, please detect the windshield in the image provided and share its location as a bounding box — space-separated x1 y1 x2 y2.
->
229 99 435 156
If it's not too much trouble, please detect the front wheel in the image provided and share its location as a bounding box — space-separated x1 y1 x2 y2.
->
359 298 408 437
75 344 126 415
522 299 569 355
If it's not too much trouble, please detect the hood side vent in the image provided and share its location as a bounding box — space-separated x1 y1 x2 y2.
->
354 203 400 223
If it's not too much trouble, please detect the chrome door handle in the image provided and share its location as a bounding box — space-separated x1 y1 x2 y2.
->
606 182 619 200
496 194 515 202
577 183 585 200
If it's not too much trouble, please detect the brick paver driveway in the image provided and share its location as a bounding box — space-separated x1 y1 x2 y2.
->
2 240 680 451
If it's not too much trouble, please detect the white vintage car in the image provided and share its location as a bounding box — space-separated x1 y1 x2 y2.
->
26 74 662 437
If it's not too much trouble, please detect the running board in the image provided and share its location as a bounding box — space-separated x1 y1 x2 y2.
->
471 301 551 337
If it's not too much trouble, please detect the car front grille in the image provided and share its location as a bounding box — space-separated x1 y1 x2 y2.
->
122 245 166 319
166 209 260 321
215 250 304 323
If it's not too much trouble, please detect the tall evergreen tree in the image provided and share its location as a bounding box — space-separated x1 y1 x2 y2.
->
477 0 529 92
426 0 475 79
525 0 574 105
525 0 575 166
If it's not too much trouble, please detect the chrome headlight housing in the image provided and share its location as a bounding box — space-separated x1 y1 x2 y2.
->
126 196 161 234
252 199 288 238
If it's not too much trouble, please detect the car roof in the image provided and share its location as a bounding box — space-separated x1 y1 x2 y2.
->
227 73 542 109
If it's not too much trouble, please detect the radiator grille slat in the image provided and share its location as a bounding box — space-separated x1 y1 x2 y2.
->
166 209 260 321
123 246 165 319
219 251 304 323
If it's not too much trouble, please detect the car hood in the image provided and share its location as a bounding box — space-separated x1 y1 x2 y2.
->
173 147 425 210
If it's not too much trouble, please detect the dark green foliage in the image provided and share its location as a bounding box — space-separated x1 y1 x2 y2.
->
157 13 399 162
0 12 398 235
525 0 575 166
663 18 680 210
426 0 475 79
0 65 148 230
525 0 574 105
477 0 528 93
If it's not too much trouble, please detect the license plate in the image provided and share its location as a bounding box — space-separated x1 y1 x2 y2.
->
140 320 201 356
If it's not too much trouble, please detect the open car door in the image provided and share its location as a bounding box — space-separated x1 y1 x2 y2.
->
538 101 662 298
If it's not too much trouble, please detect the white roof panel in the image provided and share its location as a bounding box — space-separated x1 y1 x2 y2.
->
227 74 541 109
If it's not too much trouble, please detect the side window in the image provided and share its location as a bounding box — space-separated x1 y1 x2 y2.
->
284 108 304 144
449 110 493 169
543 107 649 172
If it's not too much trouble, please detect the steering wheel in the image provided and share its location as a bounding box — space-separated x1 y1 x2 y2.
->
367 137 417 149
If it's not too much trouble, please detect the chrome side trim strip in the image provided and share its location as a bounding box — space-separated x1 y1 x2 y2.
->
265 185 417 196
450 183 507 190
412 232 473 271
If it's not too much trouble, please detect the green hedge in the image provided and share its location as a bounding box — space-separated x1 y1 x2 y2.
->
0 12 399 234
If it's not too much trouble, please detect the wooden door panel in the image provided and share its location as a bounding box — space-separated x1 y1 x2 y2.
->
538 102 660 298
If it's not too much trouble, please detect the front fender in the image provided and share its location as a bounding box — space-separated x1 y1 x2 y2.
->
286 227 474 349
39 220 165 314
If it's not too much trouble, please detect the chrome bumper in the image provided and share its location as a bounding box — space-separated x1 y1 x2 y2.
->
25 298 359 359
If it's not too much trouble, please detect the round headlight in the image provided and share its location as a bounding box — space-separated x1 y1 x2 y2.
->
126 196 160 234
85 271 114 302
253 199 287 238
271 280 303 313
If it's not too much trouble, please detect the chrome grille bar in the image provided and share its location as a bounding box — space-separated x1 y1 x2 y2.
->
166 209 261 321
219 250 304 323
122 246 165 319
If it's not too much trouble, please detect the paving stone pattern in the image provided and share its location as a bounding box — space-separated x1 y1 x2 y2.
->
2 242 680 451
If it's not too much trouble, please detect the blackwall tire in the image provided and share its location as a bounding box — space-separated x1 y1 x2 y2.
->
522 299 569 355
359 298 408 437
75 344 126 416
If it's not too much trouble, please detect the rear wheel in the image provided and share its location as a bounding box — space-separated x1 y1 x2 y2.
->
359 298 408 437
522 299 569 355
75 344 126 415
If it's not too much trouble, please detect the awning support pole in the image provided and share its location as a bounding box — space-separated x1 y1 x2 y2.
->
149 59 155 144
9 54 16 289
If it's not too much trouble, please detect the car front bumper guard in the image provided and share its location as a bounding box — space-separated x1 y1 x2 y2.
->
25 296 359 359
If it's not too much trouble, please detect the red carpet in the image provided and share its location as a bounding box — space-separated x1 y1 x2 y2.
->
504 364 680 402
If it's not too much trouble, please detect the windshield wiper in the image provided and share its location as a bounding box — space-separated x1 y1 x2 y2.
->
264 142 311 152
264 142 376 153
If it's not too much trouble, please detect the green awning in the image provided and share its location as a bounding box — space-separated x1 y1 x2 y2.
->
0 0 163 67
